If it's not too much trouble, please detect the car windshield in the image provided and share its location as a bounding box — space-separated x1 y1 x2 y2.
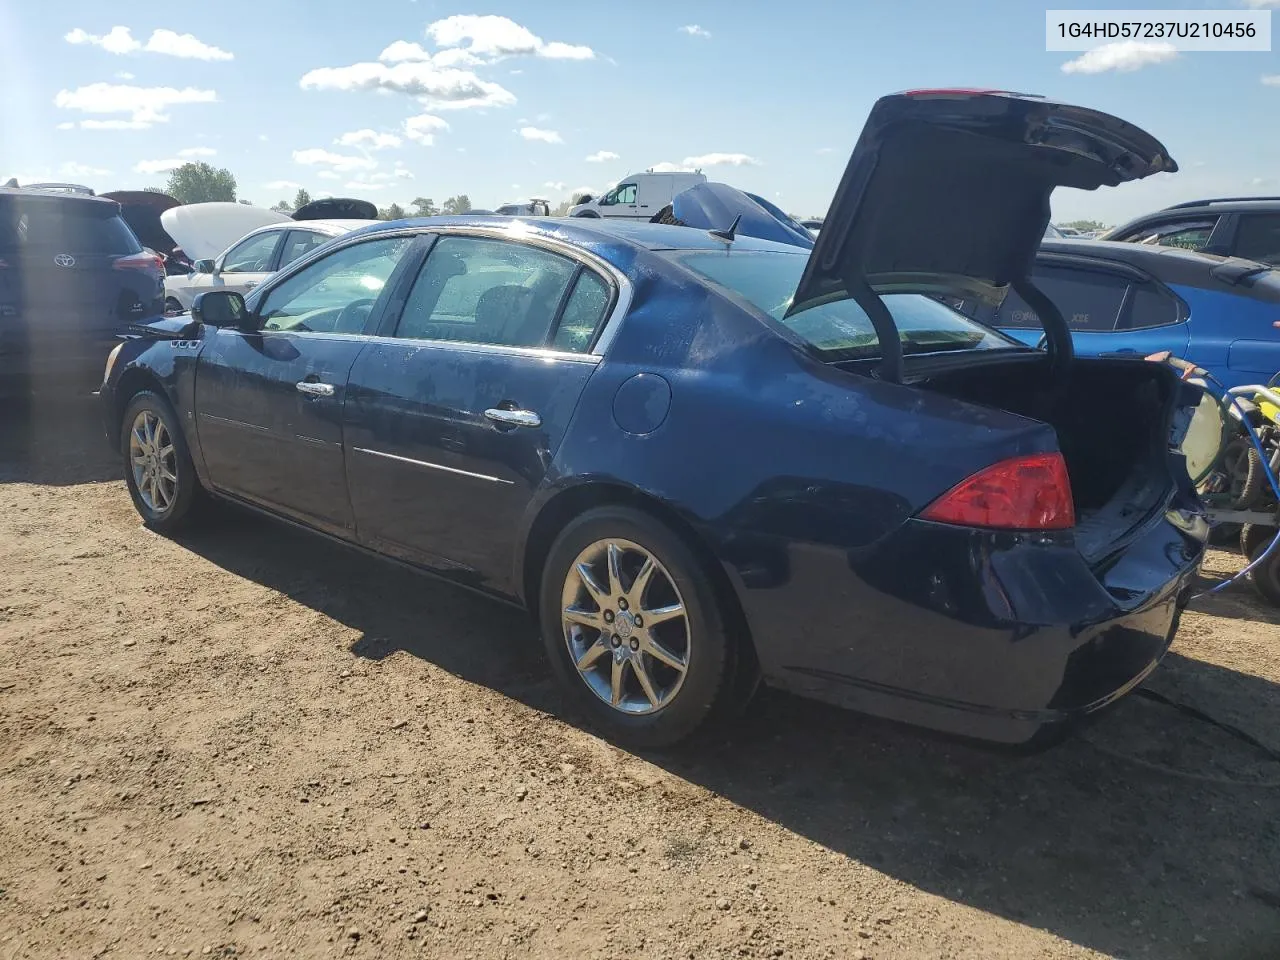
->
674 250 1022 360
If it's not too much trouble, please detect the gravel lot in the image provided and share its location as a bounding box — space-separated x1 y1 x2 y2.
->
1 400 1279 960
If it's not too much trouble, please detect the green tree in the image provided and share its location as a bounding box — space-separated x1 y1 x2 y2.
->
411 197 439 217
441 194 472 215
142 186 167 195
293 188 312 210
551 199 573 216
163 162 237 204
270 200 294 213
379 202 407 221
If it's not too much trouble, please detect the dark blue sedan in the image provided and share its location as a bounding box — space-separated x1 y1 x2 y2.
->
100 90 1207 748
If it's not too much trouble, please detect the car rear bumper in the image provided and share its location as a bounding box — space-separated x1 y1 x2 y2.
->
724 502 1206 745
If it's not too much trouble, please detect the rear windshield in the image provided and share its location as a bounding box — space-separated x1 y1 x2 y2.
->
0 200 141 256
674 250 1021 360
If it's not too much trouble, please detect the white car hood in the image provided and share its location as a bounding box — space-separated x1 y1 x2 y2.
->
159 203 292 262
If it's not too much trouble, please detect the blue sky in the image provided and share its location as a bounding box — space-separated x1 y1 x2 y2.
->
1 0 1277 224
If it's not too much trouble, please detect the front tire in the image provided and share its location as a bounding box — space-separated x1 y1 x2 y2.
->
539 506 742 748
120 390 201 531
164 297 185 317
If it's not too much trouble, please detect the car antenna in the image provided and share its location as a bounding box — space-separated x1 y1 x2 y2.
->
709 214 742 243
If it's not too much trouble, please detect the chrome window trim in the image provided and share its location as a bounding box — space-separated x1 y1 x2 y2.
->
247 222 634 356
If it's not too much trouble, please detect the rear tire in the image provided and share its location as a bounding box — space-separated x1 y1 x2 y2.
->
120 390 202 532
164 297 184 316
1241 523 1280 607
538 506 744 748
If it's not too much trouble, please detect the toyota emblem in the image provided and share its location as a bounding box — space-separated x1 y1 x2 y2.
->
54 254 75 268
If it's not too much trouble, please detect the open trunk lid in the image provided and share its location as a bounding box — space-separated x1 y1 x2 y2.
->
293 197 378 221
102 190 180 255
791 89 1176 317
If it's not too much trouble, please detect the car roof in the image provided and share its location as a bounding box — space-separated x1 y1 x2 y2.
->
1159 196 1280 214
0 186 118 208
1037 237 1280 300
345 214 809 257
242 218 378 238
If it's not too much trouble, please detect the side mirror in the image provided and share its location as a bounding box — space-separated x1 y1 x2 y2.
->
191 290 250 330
194 259 216 275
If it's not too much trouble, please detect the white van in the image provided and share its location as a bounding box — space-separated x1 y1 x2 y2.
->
568 171 708 220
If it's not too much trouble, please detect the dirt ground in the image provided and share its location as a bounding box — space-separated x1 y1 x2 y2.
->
1 400 1278 960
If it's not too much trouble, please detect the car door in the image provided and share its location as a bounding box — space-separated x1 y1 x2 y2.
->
994 262 1190 360
343 232 617 592
194 233 418 536
215 229 285 296
597 182 639 220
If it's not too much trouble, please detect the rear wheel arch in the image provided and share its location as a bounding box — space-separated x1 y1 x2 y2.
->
520 482 757 661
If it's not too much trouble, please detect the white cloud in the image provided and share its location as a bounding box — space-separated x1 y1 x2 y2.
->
54 82 217 127
520 126 562 144
649 161 694 173
144 29 233 61
336 129 402 150
1263 74 1280 86
379 40 432 62
299 61 515 110
133 158 184 175
61 161 110 177
293 148 377 172
316 170 340 180
80 119 151 130
178 146 216 157
264 180 302 190
569 185 597 199
344 179 386 191
65 26 140 54
683 152 760 167
64 26 232 60
679 25 711 38
1061 41 1177 74
403 113 450 145
544 180 566 191
56 122 75 131
426 14 594 61
394 167 414 179
115 71 135 80
585 150 619 163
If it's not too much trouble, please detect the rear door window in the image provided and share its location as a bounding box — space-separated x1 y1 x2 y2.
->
996 266 1127 332
394 235 578 348
1232 214 1280 265
1119 218 1217 252
278 230 331 269
1119 281 1183 330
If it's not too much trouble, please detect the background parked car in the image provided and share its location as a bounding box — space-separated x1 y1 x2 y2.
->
569 171 707 219
162 200 378 315
946 238 1280 388
1102 196 1280 265
495 199 551 217
1 184 162 400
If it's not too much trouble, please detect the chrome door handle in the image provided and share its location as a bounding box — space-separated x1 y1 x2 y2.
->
244 281 258 289
296 381 335 397
484 407 541 428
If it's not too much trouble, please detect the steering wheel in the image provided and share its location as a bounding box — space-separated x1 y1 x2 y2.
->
335 298 376 333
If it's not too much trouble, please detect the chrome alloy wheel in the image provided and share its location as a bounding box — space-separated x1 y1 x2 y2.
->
129 410 178 513
561 538 691 715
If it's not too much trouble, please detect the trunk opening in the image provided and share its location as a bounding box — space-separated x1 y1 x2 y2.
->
919 356 1187 559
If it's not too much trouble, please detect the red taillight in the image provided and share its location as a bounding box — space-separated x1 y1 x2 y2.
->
113 251 164 273
920 453 1075 531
